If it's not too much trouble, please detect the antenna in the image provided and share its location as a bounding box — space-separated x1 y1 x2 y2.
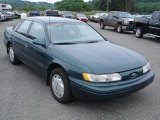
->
49 0 51 43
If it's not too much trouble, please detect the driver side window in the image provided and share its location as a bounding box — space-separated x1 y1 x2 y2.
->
29 22 45 41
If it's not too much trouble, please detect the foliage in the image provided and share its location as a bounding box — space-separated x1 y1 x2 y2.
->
0 0 53 12
135 0 160 3
135 2 160 14
0 0 159 14
89 0 135 12
54 0 92 11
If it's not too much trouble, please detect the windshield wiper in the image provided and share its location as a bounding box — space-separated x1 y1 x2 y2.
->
53 42 78 45
86 41 98 43
54 40 102 45
83 40 102 44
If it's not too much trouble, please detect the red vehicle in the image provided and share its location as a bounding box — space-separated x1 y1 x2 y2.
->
76 13 88 23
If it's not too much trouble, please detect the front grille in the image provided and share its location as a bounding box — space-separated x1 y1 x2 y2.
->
120 67 143 81
129 21 134 25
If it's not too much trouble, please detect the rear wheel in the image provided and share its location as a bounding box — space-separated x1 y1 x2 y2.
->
50 68 73 104
117 24 123 33
136 27 143 38
8 44 19 65
133 30 136 34
100 21 105 29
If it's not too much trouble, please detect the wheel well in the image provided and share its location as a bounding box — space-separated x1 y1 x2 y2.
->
135 23 142 28
117 22 122 25
100 19 103 23
46 63 66 86
7 41 11 54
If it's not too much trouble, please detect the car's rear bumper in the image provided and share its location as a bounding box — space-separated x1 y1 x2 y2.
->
70 71 154 101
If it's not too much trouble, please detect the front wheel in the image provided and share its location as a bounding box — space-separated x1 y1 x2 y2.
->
100 21 105 29
117 24 123 33
50 68 73 104
136 27 143 38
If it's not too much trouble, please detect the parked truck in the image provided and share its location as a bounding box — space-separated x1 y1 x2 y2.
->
134 11 160 39
99 11 134 33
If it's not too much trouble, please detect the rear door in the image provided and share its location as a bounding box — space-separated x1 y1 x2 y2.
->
13 20 32 61
148 12 160 35
106 12 114 26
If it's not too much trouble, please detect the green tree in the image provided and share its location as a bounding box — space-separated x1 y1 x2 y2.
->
54 0 92 11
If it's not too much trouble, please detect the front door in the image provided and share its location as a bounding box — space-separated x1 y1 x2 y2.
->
148 12 160 36
24 22 51 76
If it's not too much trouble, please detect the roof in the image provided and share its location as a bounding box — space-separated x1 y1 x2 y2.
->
26 16 82 23
110 11 129 13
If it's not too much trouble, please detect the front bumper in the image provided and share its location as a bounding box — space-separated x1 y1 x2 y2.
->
122 25 134 31
70 71 154 100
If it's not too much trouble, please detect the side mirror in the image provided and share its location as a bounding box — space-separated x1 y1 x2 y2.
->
32 39 46 47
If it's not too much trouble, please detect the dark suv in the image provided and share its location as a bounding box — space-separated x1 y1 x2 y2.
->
29 11 40 17
99 11 134 33
44 9 61 17
134 11 160 39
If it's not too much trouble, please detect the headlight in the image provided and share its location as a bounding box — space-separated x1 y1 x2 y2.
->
83 73 122 82
124 20 130 25
143 62 151 73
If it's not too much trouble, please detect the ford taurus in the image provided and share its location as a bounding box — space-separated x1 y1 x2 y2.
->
4 17 154 104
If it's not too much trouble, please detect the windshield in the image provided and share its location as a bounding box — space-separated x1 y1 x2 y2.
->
47 22 105 44
119 13 132 18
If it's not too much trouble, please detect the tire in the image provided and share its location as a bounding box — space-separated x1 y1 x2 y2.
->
117 24 123 33
136 27 143 38
156 37 160 39
133 30 136 34
8 44 19 65
50 68 73 104
100 21 105 29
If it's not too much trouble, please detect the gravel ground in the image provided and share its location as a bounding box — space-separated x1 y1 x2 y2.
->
0 20 160 120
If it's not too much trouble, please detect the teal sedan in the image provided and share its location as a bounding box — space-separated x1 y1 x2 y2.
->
4 17 154 104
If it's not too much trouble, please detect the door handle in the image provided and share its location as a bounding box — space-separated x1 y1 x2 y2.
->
24 44 28 48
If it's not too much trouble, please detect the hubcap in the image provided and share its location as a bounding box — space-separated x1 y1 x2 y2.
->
118 26 121 32
9 47 15 62
100 22 103 28
136 28 141 37
52 74 64 98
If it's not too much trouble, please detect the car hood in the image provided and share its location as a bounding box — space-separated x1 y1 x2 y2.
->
55 41 147 74
122 18 134 21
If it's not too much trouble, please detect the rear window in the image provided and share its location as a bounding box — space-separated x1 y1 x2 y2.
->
30 11 39 14
63 11 72 16
46 10 59 15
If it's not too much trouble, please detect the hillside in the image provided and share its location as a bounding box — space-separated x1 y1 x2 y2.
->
136 0 160 3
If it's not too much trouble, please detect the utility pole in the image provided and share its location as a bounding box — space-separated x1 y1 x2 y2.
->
107 0 109 12
107 0 111 12
126 0 127 12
